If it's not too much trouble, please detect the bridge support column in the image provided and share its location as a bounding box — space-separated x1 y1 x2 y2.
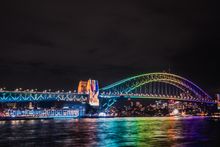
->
28 102 33 109
13 103 17 109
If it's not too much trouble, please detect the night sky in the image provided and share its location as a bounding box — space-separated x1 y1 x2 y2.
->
1 1 219 95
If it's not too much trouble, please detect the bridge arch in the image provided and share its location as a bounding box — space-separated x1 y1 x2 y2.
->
101 72 212 102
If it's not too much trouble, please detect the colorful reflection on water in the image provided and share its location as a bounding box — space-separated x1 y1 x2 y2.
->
0 117 219 146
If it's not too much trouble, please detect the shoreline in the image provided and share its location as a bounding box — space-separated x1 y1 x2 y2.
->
0 115 215 121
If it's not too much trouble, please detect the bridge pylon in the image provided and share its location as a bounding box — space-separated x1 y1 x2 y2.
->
77 79 100 106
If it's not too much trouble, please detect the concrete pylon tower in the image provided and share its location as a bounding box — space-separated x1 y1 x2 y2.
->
77 79 99 106
88 79 99 106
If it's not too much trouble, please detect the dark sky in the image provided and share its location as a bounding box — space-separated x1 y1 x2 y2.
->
0 1 219 95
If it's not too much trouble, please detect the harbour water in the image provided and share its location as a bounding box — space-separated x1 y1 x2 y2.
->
0 117 219 147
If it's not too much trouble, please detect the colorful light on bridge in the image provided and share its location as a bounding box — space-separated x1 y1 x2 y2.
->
77 79 100 106
88 79 99 106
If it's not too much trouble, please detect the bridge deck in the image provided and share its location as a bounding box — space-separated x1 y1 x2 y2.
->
0 91 88 102
99 95 215 104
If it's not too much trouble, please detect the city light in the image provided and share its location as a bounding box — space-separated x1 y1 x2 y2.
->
172 109 179 115
98 112 106 117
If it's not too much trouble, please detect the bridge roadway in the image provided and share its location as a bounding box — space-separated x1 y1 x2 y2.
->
0 90 216 104
99 94 216 104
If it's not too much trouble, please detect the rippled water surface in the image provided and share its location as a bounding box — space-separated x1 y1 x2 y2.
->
0 117 220 147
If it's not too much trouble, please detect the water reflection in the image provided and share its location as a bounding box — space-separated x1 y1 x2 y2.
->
0 117 219 146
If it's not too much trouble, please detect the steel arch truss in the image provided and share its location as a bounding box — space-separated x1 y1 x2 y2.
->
101 72 213 103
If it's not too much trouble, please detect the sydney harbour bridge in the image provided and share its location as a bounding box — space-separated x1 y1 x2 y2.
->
0 72 217 113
